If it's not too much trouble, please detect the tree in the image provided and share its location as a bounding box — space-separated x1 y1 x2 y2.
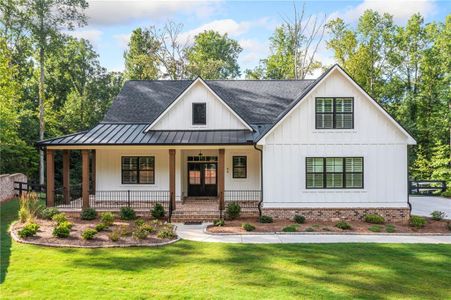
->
186 30 242 79
430 141 451 183
124 28 160 80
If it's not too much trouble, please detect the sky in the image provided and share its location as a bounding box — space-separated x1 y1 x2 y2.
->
69 0 450 78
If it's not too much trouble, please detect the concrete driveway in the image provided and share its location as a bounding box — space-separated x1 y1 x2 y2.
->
410 196 451 219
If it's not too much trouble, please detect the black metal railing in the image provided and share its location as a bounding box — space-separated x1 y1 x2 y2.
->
224 190 261 209
409 180 447 196
54 184 83 209
89 190 170 210
14 181 46 199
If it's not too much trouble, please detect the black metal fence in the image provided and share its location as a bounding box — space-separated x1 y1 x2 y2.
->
13 181 46 199
224 190 261 209
409 180 447 195
89 190 171 210
54 184 83 209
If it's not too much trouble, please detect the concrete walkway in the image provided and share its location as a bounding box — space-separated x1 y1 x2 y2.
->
175 223 451 244
410 196 451 219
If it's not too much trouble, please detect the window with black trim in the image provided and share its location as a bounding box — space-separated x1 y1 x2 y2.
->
316 97 353 129
192 103 206 125
232 156 247 178
306 157 363 189
121 156 155 184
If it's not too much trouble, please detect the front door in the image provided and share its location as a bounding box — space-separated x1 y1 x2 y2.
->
188 163 217 197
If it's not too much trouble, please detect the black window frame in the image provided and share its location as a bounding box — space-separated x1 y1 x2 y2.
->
232 156 247 179
192 102 207 125
315 97 354 129
121 156 155 184
305 157 364 189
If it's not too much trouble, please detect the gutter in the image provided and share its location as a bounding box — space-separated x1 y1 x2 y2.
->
407 145 412 212
253 143 263 217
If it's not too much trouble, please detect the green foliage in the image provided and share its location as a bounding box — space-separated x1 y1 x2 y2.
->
17 193 42 223
385 224 396 233
226 202 241 220
151 203 165 219
304 227 315 232
132 227 149 240
40 207 60 220
293 215 306 224
59 221 73 230
241 223 255 232
108 229 120 242
52 224 71 238
135 219 145 227
124 28 160 80
409 216 427 228
442 189 451 198
80 208 97 220
18 222 40 238
157 226 176 239
368 225 382 232
335 221 352 230
364 214 385 224
187 30 242 79
430 211 446 221
213 219 225 227
259 215 273 223
120 207 136 220
81 228 97 240
282 225 298 232
52 213 68 225
140 224 154 234
95 223 107 232
100 212 114 226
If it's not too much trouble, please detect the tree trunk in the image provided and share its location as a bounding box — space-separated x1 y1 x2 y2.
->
39 46 45 185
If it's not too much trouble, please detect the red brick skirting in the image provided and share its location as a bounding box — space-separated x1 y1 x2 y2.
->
262 207 410 223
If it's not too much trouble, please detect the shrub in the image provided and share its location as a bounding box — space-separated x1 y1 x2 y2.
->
80 208 97 220
226 202 241 220
293 215 305 224
52 213 67 225
241 223 255 232
304 227 315 232
18 223 40 238
151 203 165 219
18 193 42 223
120 207 136 220
53 224 70 238
135 218 145 227
108 228 121 242
40 207 60 220
385 224 396 233
132 227 149 240
213 219 225 227
95 223 108 232
157 227 176 239
81 229 97 240
59 221 73 230
368 225 382 232
409 216 426 229
100 212 114 226
335 220 352 230
441 189 451 198
259 215 273 223
430 211 446 221
364 214 385 224
141 224 155 233
18 207 29 223
282 225 298 232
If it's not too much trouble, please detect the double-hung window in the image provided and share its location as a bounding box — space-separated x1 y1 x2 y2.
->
121 156 155 184
232 156 247 178
306 157 363 189
316 97 353 129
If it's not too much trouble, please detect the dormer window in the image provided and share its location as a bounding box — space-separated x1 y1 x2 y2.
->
192 103 206 125
316 97 353 129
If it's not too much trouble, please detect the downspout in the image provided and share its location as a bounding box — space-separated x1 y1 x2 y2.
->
407 145 412 213
253 143 263 217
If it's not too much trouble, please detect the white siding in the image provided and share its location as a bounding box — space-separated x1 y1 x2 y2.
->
225 148 260 191
262 69 409 208
153 81 249 130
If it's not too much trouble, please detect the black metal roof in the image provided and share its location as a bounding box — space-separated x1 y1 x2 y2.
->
39 123 258 146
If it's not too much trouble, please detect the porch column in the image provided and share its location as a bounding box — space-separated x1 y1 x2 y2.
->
218 149 225 211
46 149 55 207
82 149 90 209
91 150 96 194
62 150 70 204
169 149 176 210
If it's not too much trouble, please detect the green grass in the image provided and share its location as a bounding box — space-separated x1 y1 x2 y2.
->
1 199 451 299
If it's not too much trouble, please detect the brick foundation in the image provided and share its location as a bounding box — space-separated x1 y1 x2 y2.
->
262 207 410 223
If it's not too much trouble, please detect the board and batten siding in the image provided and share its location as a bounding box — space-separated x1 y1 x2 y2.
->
152 81 249 130
261 69 410 208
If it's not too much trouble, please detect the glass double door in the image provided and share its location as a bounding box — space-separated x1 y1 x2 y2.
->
188 163 217 197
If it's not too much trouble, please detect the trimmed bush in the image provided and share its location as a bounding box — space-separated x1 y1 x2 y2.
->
40 207 60 220
135 219 145 227
368 225 382 232
151 203 165 219
213 219 225 227
132 227 149 240
157 226 176 239
120 207 136 220
431 211 446 221
18 223 40 238
241 223 255 232
95 223 108 232
385 224 396 233
293 215 305 224
81 229 97 240
53 224 70 238
226 202 241 220
282 225 298 232
409 216 426 229
52 213 67 225
59 221 73 230
100 212 114 226
259 215 273 223
335 220 352 230
364 214 385 224
80 208 97 220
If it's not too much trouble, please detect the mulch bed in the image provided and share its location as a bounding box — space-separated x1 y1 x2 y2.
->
207 217 451 234
11 216 178 248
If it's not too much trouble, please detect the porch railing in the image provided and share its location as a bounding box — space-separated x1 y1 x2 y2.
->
224 190 261 209
89 190 170 210
54 184 83 209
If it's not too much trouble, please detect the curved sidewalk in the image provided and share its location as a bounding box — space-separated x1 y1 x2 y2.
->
175 223 451 244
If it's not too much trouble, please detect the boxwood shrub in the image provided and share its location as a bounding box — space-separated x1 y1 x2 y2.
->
364 214 385 224
40 207 60 220
151 203 165 219
100 212 114 226
53 224 70 238
293 215 305 224
282 225 298 232
120 207 136 220
335 220 352 230
226 202 241 220
259 215 273 223
18 223 40 238
81 228 97 240
409 216 426 229
80 208 97 220
241 223 255 232
52 213 67 225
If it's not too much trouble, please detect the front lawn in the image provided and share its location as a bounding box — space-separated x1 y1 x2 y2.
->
1 199 450 299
